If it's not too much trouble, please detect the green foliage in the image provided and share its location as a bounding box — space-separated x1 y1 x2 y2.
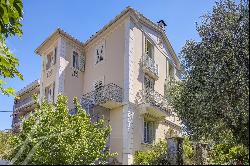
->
168 0 249 146
0 0 23 96
183 137 195 165
210 144 249 165
134 140 168 165
7 95 116 165
0 131 12 160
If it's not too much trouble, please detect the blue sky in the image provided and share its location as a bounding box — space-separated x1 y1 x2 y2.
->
0 0 219 130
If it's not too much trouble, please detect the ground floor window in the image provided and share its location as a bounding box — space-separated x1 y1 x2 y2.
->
144 120 155 144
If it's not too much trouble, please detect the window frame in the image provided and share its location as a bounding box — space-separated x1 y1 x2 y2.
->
73 51 79 69
144 75 155 91
46 47 57 70
145 37 154 60
144 120 155 144
95 41 105 65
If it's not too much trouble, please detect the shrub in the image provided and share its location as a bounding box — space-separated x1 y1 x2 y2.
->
134 140 168 165
210 144 249 165
183 137 195 165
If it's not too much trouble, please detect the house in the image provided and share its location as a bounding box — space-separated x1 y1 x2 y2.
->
12 7 182 165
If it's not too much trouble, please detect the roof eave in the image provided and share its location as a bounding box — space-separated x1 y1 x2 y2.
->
35 28 83 55
83 6 133 49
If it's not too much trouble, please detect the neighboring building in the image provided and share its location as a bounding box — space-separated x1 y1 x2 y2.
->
12 7 182 164
12 80 40 133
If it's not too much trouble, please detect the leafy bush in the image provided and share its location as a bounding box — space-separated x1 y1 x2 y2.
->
7 95 116 165
183 137 195 165
134 140 168 165
210 144 249 165
0 131 12 160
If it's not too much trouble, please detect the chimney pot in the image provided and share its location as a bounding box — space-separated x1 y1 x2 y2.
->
157 20 167 31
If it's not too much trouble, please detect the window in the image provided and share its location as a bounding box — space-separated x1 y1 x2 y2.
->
144 120 155 144
46 47 57 70
73 51 79 69
144 75 155 91
45 82 55 103
46 53 52 70
145 38 154 59
95 42 105 64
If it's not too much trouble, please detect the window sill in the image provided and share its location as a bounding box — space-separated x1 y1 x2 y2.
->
141 142 155 146
71 66 81 72
46 64 56 71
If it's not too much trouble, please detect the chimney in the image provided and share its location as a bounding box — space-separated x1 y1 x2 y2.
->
157 20 167 31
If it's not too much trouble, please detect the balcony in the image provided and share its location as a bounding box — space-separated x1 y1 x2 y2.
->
14 96 35 111
142 54 159 80
81 83 123 110
137 89 172 119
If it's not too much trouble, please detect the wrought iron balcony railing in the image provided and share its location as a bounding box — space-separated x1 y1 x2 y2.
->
138 88 172 115
14 96 34 110
142 53 159 79
81 83 123 110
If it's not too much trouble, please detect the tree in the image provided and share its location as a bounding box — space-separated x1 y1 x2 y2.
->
0 0 23 96
168 0 249 147
0 130 12 159
7 95 116 165
210 143 249 165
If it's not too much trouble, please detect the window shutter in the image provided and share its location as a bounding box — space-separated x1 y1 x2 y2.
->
54 47 57 64
145 38 148 54
144 121 147 143
79 54 85 72
45 87 48 99
52 82 55 103
73 52 76 68
51 51 54 65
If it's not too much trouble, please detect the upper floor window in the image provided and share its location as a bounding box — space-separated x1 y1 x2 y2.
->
144 120 155 144
95 42 105 64
46 47 57 70
144 75 155 91
145 38 154 59
73 51 79 69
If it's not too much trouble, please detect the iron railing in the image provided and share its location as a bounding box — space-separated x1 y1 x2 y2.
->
81 83 123 109
143 53 159 77
14 96 34 109
139 88 171 115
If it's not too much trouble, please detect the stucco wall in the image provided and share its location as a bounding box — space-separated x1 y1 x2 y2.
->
39 37 60 102
63 40 84 109
128 18 182 163
82 20 125 94
109 106 123 162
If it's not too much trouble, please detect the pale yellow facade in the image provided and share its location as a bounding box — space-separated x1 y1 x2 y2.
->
13 7 182 165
